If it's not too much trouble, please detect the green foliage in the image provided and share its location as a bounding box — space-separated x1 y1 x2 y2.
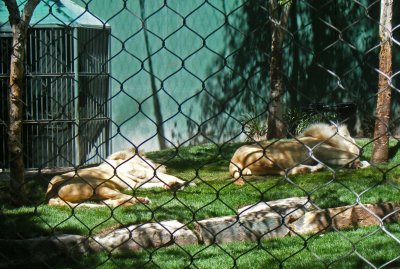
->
285 107 340 135
239 109 268 141
278 0 292 6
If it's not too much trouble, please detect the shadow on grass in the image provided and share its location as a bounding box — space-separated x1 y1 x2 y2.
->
0 208 104 269
146 142 243 170
46 224 400 269
1 139 400 268
389 141 400 160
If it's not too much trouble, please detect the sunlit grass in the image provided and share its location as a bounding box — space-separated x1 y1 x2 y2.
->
1 139 400 237
45 224 400 269
1 139 400 268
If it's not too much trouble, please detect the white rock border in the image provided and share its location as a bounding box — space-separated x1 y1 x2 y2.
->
2 197 399 257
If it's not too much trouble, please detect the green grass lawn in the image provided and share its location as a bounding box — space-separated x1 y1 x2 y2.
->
68 224 400 269
1 139 400 268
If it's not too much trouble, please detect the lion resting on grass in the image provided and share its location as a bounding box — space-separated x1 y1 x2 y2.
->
230 123 370 184
46 149 187 208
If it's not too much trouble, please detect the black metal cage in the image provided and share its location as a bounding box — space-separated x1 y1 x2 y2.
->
0 26 111 169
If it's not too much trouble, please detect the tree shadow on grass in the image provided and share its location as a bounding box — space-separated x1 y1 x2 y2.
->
389 141 400 160
146 141 246 171
0 208 100 269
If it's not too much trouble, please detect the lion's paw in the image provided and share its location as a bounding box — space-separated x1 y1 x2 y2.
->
242 168 252 176
360 160 370 168
234 178 245 186
137 197 151 204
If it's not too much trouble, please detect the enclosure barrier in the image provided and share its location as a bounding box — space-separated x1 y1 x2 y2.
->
0 0 399 268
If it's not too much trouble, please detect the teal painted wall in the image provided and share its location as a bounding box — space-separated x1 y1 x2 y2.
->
71 0 400 153
72 0 252 152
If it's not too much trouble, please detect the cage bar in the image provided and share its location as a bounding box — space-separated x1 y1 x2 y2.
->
1 24 111 168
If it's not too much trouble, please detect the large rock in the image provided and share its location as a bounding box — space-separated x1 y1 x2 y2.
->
238 196 316 223
289 202 400 235
0 221 197 258
0 234 90 267
195 197 315 244
195 212 289 244
0 234 90 254
90 220 198 252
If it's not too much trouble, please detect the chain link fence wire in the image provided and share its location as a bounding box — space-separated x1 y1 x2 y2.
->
0 0 400 268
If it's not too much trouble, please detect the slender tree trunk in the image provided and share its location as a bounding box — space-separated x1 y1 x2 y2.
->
289 0 298 109
267 0 291 139
4 0 39 204
371 0 393 164
139 0 166 149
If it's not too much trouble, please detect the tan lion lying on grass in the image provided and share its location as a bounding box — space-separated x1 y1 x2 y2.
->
46 149 188 208
230 123 370 185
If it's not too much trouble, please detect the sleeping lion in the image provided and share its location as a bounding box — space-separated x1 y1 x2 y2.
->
230 123 370 184
46 149 188 208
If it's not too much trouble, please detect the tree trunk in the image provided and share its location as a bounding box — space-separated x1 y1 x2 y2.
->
289 0 298 109
267 0 291 139
139 0 167 149
371 0 393 164
4 0 40 204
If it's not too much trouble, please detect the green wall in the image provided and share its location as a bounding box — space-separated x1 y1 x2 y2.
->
72 0 400 153
73 0 250 152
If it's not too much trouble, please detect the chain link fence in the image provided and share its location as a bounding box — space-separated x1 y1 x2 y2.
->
0 0 400 268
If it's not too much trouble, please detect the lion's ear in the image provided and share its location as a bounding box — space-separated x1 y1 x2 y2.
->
338 125 350 135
